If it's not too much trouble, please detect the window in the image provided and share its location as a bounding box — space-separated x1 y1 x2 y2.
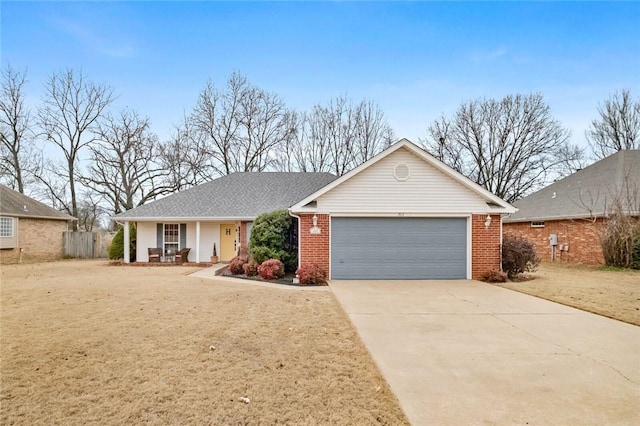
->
0 217 14 237
0 216 17 249
531 221 545 228
164 223 179 254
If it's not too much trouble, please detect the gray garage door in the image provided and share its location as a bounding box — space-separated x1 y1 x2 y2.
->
331 217 467 280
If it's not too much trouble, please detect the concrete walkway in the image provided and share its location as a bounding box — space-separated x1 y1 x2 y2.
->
330 279 640 426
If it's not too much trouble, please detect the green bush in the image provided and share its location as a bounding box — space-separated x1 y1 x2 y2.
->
502 234 540 279
109 223 137 261
249 209 296 271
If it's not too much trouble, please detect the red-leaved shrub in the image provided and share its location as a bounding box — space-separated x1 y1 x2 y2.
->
243 261 259 277
296 263 328 286
480 269 507 283
229 256 247 275
258 259 285 280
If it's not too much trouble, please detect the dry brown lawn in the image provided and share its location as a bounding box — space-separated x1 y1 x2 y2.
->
496 262 640 326
0 260 409 425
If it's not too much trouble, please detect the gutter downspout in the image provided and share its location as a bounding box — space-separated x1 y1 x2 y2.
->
288 210 302 271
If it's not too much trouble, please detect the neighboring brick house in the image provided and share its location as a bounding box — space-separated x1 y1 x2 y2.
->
115 139 516 280
503 150 640 265
0 185 74 264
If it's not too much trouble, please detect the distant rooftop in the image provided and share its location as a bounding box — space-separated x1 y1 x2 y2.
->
504 150 640 222
0 185 74 221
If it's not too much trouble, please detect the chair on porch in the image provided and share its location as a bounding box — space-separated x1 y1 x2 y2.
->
148 247 162 263
175 247 191 264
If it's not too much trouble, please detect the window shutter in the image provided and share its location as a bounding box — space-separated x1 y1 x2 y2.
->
180 223 186 249
156 223 163 248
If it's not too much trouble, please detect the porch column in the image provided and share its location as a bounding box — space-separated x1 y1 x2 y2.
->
196 221 201 264
123 221 130 264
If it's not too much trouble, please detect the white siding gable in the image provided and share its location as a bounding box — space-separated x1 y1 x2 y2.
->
316 147 490 214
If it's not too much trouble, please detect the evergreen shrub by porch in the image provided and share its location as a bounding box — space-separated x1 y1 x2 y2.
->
229 256 247 274
258 259 285 280
502 234 540 278
109 223 137 262
296 263 328 285
249 209 296 271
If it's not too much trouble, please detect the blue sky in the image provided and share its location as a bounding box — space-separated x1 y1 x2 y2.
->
2 1 639 149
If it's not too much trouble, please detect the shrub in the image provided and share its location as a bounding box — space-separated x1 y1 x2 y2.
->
108 223 136 262
249 210 297 272
632 229 640 270
502 234 540 279
243 261 259 277
601 206 640 269
296 263 328 286
480 269 507 283
229 256 247 274
258 259 285 280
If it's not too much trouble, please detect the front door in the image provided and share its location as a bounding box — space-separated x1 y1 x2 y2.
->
220 223 236 261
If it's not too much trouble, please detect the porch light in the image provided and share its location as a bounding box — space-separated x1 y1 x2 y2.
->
310 214 321 235
484 214 492 229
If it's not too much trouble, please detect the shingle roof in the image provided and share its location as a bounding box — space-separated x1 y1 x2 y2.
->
0 184 74 221
504 150 640 222
114 172 337 220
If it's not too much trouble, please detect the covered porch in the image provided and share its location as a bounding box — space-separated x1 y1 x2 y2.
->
121 219 253 264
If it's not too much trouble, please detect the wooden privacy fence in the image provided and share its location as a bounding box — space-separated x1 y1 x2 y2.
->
63 231 112 259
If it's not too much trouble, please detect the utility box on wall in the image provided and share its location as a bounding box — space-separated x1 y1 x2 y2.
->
549 234 558 246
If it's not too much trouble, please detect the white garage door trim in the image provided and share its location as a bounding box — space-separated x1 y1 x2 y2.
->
329 214 472 280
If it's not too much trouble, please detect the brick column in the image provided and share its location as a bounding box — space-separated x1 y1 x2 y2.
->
471 214 501 279
297 214 330 274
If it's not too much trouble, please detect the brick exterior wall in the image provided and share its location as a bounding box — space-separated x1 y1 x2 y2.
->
297 214 330 274
0 218 67 264
504 218 605 265
471 214 502 280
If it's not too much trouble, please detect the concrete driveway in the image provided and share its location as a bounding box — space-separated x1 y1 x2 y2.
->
330 279 640 425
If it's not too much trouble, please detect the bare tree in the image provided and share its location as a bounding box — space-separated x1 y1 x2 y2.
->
189 72 291 176
553 143 589 179
80 109 173 215
284 95 394 175
76 191 107 231
0 64 39 193
159 117 212 190
421 93 571 202
587 89 640 159
37 69 114 229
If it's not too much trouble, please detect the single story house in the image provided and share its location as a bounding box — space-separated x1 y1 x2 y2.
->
0 184 74 264
503 150 640 265
116 139 515 279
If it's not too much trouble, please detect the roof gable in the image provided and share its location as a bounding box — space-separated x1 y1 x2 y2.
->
0 185 73 221
290 139 516 214
505 150 640 222
114 172 337 221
